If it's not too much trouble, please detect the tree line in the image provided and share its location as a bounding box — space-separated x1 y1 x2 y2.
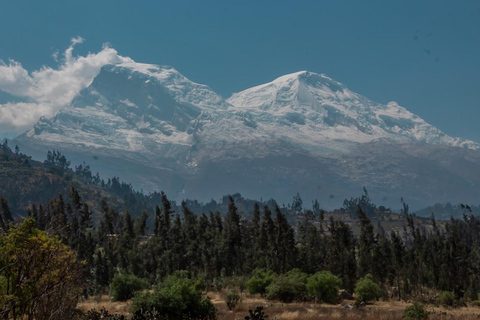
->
2 187 479 303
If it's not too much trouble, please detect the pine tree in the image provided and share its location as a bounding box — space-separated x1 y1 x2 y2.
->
258 205 275 270
357 205 376 278
154 204 162 236
390 230 405 300
273 205 296 273
326 216 357 293
246 202 262 272
134 210 149 237
297 210 323 274
222 196 244 275
0 197 13 230
122 211 135 244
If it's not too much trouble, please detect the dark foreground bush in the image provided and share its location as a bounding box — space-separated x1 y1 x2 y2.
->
246 269 276 295
110 274 149 301
354 274 380 303
225 290 241 310
266 269 307 303
471 300 480 308
438 291 455 307
306 270 342 304
243 306 268 320
403 303 430 320
75 307 128 320
75 307 164 320
131 271 217 320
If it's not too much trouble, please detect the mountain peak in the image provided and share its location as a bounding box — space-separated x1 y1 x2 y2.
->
96 62 228 111
269 71 347 91
15 62 480 208
227 71 479 150
227 70 353 114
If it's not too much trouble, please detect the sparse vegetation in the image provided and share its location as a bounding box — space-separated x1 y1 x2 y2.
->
354 274 381 303
403 303 430 320
109 274 149 302
130 272 217 320
438 291 455 307
225 291 241 310
243 306 269 320
246 269 276 296
306 270 342 304
0 217 83 320
265 269 307 303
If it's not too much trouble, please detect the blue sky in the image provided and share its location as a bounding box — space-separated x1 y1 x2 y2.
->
0 0 479 141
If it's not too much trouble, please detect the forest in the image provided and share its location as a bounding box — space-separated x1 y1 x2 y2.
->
1 141 480 320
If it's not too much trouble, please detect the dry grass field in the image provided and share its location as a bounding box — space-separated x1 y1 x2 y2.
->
77 291 480 320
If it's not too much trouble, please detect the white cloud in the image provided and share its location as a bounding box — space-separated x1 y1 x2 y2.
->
0 37 133 137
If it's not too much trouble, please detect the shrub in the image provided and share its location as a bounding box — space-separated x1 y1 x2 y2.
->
266 269 307 303
438 291 455 307
76 307 166 320
110 274 149 301
286 268 308 283
131 271 217 320
354 274 381 303
225 291 241 310
403 303 430 320
76 307 128 320
471 300 480 308
246 269 276 295
0 218 83 320
244 306 268 320
223 275 248 293
306 270 342 304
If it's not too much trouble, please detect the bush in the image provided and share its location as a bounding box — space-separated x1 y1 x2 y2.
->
110 274 149 301
76 307 128 320
266 269 307 303
131 271 217 320
76 307 167 320
223 275 248 293
403 303 430 320
0 218 83 320
244 306 269 320
225 291 241 310
471 300 480 308
306 271 342 304
438 291 455 307
354 274 380 303
246 269 276 295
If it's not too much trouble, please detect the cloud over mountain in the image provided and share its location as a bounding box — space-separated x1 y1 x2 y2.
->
0 37 131 136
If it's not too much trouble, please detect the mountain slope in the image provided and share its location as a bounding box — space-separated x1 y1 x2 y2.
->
0 145 133 217
14 63 480 209
227 71 478 150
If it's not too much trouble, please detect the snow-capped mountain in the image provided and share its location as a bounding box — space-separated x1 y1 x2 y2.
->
15 62 480 209
227 71 478 151
26 63 227 151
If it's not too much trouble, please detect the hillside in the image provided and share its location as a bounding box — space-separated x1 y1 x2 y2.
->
0 141 153 218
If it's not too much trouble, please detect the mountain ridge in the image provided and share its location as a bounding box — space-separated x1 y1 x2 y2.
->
14 61 480 209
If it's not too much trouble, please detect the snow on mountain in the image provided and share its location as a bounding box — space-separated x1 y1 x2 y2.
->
14 63 480 208
22 65 478 157
22 63 230 156
113 62 228 111
227 71 479 151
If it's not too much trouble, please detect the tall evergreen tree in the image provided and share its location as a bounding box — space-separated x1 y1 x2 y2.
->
273 205 296 273
258 205 275 270
356 205 376 278
221 196 244 275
